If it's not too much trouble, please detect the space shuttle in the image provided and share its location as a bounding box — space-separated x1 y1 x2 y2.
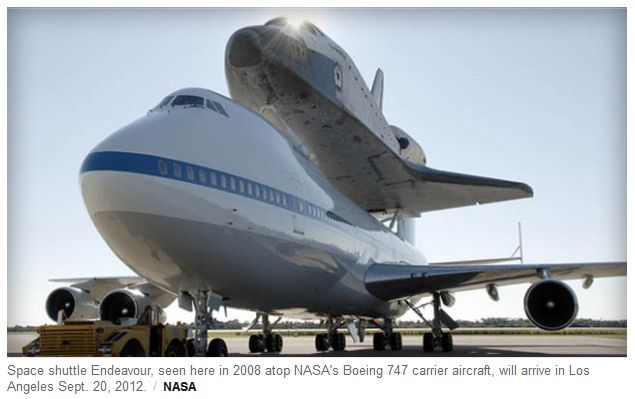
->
43 17 624 357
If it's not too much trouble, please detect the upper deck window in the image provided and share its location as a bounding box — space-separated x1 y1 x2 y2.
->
172 95 204 108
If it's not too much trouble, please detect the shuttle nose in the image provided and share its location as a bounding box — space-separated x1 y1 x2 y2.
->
227 28 263 67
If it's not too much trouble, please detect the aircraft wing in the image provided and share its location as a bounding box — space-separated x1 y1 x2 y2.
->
353 153 533 214
364 262 626 301
49 277 176 308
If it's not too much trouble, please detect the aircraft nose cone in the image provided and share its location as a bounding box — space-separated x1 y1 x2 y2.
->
228 29 262 67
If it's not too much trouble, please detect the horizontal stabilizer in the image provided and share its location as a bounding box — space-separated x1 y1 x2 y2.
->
365 262 626 301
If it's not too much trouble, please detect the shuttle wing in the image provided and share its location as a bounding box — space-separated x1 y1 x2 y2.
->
364 262 626 301
50 277 176 307
349 152 533 214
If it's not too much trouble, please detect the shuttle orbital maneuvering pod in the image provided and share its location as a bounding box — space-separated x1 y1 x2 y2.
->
45 18 625 356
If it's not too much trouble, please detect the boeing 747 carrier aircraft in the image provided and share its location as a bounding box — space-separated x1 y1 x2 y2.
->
46 18 625 357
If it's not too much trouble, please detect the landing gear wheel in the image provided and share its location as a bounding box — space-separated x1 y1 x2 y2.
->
331 332 346 351
165 340 186 357
206 338 228 357
373 332 386 351
274 334 283 352
315 333 329 351
264 333 283 353
423 332 434 352
249 334 265 353
441 332 453 352
389 332 403 351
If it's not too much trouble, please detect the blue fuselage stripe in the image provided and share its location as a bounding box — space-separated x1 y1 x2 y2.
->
80 151 353 226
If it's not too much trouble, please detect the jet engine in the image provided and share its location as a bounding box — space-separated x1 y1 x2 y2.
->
45 287 99 322
524 280 578 331
390 125 426 166
100 289 166 325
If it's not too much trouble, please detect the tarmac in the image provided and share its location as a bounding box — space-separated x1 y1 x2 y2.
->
8 332 626 357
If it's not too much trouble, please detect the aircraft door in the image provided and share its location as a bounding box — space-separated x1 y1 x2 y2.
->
289 177 305 235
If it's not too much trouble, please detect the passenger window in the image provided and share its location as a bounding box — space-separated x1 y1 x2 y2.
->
239 180 245 193
247 183 253 196
210 171 217 186
212 101 228 117
158 160 168 175
220 175 227 189
199 168 206 183
230 177 236 191
173 163 182 178
187 166 195 181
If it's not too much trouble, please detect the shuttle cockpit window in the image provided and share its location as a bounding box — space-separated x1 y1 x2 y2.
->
303 22 323 36
265 17 288 27
172 95 205 108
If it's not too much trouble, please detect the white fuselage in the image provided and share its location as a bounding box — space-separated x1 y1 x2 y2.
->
80 88 426 319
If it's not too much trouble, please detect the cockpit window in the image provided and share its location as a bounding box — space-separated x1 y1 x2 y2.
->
303 22 323 36
206 99 216 111
172 95 204 107
156 96 174 108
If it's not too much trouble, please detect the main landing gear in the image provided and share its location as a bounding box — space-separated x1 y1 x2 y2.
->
188 291 228 357
371 318 403 351
314 317 347 352
248 314 284 354
407 292 458 353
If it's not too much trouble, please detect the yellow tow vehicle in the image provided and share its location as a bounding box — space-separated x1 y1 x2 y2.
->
22 320 190 357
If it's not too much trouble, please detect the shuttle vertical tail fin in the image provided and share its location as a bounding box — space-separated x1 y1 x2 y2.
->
371 68 384 111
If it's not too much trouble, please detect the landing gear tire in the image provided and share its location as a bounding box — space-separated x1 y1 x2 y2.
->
265 333 283 353
423 332 434 352
389 332 403 351
249 334 265 353
441 332 453 352
373 332 386 351
315 333 329 351
331 332 346 351
206 338 228 357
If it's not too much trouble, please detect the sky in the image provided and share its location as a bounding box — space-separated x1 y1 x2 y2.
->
6 8 626 326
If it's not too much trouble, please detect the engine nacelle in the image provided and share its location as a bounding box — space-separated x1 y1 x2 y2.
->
524 280 578 331
100 289 164 325
46 287 99 322
390 125 426 166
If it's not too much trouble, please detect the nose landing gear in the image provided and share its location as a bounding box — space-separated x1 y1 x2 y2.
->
187 291 228 357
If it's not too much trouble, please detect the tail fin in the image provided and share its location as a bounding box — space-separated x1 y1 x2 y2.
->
371 68 384 110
